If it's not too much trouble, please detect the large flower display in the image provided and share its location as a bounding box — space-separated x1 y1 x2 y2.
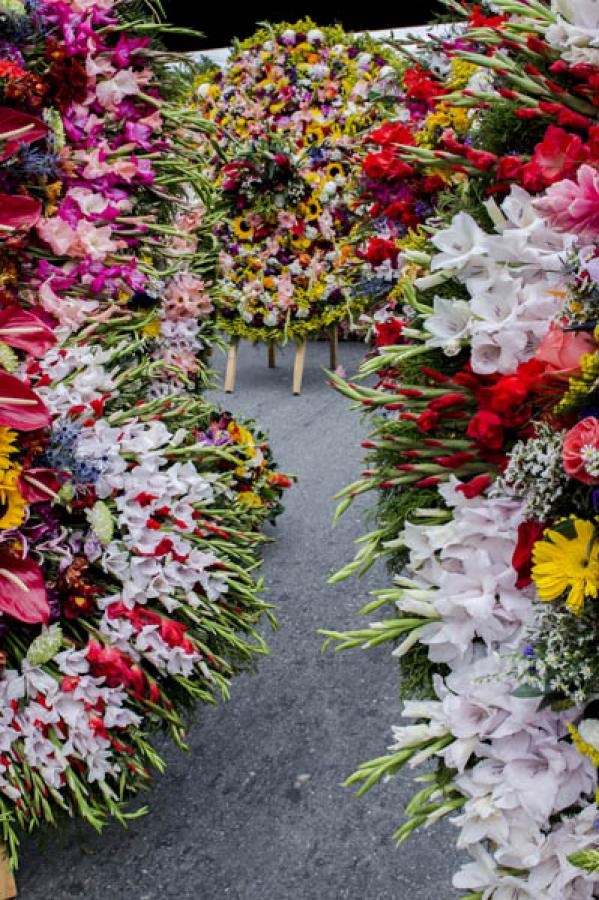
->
194 20 401 343
323 1 599 895
0 0 289 864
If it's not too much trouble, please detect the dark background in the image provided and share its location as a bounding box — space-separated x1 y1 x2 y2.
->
161 2 439 50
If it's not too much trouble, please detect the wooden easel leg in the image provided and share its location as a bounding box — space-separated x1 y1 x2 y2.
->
268 343 276 368
329 324 338 370
224 338 239 394
292 341 307 395
0 847 16 899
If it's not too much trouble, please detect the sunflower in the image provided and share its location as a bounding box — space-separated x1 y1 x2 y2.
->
303 197 322 221
326 162 344 180
0 464 26 530
231 217 254 242
0 428 19 471
531 518 599 615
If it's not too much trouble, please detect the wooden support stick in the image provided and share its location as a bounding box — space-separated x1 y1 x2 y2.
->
292 340 307 395
224 337 239 394
0 848 16 899
329 324 338 371
268 343 276 368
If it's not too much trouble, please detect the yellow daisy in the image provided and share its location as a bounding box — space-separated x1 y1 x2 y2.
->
531 518 599 615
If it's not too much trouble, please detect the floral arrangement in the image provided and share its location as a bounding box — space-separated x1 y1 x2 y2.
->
0 0 290 864
323 1 599 895
194 20 401 343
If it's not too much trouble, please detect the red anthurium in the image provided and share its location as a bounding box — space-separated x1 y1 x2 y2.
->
0 307 55 357
18 468 61 503
0 193 42 233
0 108 48 162
0 372 49 431
0 553 49 624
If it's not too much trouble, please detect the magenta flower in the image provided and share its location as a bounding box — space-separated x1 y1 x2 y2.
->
534 164 599 241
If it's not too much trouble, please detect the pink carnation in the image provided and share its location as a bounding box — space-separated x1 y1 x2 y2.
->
534 164 599 241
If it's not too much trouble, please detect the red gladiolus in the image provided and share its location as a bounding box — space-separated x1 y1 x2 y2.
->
525 125 590 188
465 148 498 171
456 474 492 499
416 409 439 432
512 520 547 588
369 122 415 147
496 155 525 181
374 317 405 348
466 410 505 450
362 149 414 181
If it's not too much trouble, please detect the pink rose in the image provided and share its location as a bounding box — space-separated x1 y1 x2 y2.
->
563 417 599 484
535 322 595 378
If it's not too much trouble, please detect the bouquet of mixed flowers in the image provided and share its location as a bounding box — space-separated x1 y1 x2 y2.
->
195 20 402 343
323 2 599 895
0 0 290 866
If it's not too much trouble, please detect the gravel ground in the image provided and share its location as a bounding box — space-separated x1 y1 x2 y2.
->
18 339 460 900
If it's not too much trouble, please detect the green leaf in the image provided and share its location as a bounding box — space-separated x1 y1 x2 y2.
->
568 850 599 873
511 684 544 699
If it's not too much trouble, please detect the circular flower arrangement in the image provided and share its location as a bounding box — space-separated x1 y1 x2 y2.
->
0 0 290 863
324 2 599 896
195 19 401 342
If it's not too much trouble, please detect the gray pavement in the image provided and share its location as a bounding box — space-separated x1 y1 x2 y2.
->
19 340 458 899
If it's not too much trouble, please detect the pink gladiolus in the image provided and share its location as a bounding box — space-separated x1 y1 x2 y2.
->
535 165 599 241
0 553 49 624
0 193 42 232
0 107 48 162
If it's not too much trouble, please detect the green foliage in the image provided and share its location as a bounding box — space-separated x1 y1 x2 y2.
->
473 101 548 156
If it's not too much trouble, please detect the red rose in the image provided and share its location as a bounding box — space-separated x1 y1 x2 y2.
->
488 376 529 413
512 520 547 588
466 410 505 449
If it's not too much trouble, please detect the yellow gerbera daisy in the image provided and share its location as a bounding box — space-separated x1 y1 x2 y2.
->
531 518 599 615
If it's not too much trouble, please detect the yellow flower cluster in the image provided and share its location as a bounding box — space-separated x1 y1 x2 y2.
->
417 103 471 148
567 722 599 767
555 353 599 414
